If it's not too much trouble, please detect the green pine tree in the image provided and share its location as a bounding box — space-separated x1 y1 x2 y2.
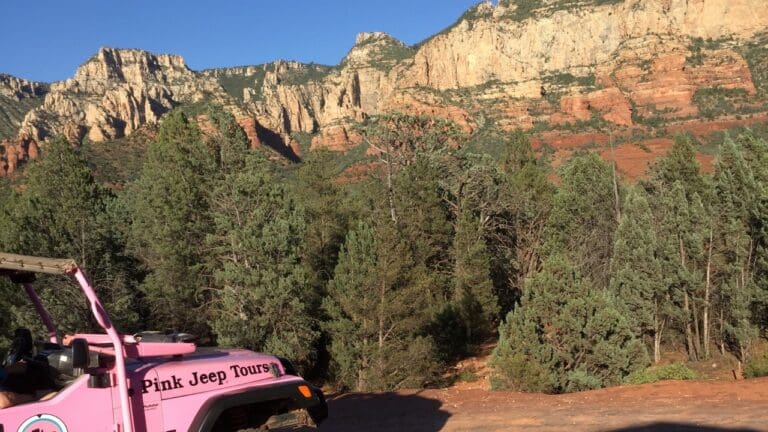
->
453 207 499 345
394 156 454 306
290 150 351 309
712 137 760 361
502 131 556 308
207 152 318 368
609 186 667 363
651 133 708 198
646 133 715 361
204 105 249 174
653 180 709 361
543 152 618 287
324 221 438 391
126 110 215 337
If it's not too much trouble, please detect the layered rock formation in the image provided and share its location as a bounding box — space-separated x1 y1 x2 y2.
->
0 75 47 173
17 48 237 143
0 74 48 139
0 136 38 176
0 74 48 100
405 0 768 89
1 0 767 175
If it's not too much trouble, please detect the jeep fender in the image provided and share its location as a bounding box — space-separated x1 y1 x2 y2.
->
189 380 327 432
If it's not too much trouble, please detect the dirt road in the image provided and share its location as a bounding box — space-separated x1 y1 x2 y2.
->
298 377 768 431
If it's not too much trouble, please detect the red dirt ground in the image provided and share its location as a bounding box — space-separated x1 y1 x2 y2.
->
293 378 768 431
285 343 766 432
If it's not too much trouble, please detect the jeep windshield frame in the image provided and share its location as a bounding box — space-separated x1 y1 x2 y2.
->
0 252 135 432
0 253 79 344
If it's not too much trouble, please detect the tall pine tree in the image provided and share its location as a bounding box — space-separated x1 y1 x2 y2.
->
324 221 438 391
610 186 668 363
452 207 499 344
127 111 215 337
207 152 318 368
712 137 760 361
543 152 618 287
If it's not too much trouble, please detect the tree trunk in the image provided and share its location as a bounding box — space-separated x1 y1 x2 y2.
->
359 336 369 392
703 227 713 358
680 237 697 361
611 139 621 224
692 301 702 358
683 290 697 361
385 147 397 223
80 220 87 270
653 313 663 364
378 281 386 381
719 309 726 356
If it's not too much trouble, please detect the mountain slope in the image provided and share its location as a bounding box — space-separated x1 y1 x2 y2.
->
1 0 767 176
0 74 47 140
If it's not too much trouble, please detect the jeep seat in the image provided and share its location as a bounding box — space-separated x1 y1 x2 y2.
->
3 328 33 367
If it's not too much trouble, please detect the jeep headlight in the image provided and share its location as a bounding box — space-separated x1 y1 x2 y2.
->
277 357 298 376
269 362 282 378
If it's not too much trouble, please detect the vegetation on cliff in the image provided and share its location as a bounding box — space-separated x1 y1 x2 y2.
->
0 95 44 140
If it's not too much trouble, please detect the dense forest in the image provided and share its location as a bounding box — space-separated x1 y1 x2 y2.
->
1 106 768 394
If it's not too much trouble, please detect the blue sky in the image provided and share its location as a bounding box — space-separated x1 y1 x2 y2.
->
0 1 481 83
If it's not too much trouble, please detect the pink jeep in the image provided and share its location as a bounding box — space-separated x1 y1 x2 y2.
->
0 253 328 432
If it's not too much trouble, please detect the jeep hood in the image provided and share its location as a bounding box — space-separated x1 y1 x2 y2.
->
129 347 286 400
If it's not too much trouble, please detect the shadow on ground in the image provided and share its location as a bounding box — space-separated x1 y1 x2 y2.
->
608 423 762 432
282 391 450 432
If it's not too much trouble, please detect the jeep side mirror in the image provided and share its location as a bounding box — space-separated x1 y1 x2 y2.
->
71 338 89 372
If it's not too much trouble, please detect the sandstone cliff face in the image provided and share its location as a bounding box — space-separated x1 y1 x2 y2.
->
304 0 768 150
0 136 38 176
1 0 767 171
407 0 768 90
595 36 756 121
239 34 407 144
0 75 47 171
19 47 233 143
0 74 48 100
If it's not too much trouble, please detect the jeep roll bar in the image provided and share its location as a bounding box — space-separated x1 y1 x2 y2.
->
0 252 135 432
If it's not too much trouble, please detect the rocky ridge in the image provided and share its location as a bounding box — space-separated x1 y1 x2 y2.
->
0 75 48 174
17 48 238 143
1 0 768 176
0 74 48 100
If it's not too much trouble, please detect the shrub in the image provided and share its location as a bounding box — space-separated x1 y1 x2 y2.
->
0 94 44 140
457 370 480 383
745 354 768 378
368 44 415 71
542 72 596 88
506 0 543 21
430 303 471 363
566 369 603 392
502 0 624 21
693 87 750 119
490 351 555 392
741 36 768 96
687 37 731 67
624 363 698 385
216 69 267 101
279 64 333 86
491 256 649 394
